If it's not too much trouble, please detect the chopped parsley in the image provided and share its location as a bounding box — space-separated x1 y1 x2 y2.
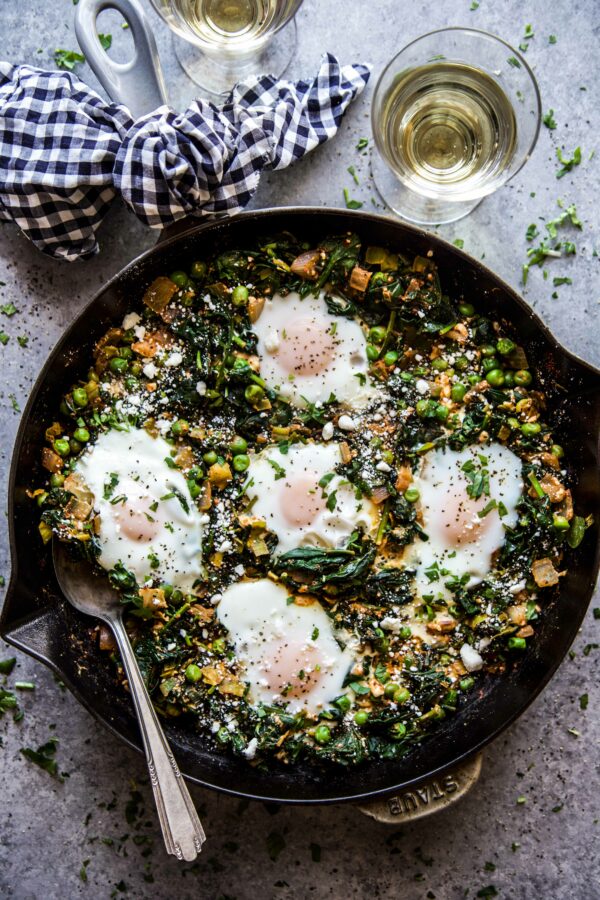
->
556 146 582 178
343 188 363 210
543 109 557 130
54 49 85 71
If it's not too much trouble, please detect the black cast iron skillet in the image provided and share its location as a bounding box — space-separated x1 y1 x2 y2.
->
2 208 599 804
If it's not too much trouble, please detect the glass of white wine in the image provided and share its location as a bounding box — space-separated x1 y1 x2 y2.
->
150 0 304 97
371 28 541 225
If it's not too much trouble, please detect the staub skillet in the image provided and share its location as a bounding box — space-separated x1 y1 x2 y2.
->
2 207 600 804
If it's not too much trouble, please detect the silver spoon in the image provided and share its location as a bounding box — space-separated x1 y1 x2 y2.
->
53 541 206 861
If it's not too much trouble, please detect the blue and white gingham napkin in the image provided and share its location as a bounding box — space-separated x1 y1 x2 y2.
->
0 54 370 261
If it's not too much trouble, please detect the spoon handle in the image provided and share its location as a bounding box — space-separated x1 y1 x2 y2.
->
110 614 206 861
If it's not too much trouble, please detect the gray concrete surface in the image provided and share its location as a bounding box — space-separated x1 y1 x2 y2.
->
1 1 599 898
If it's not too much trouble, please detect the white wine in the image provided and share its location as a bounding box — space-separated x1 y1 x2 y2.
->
170 0 288 49
376 62 517 199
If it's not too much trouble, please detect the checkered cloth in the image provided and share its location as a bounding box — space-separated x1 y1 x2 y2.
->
0 54 370 261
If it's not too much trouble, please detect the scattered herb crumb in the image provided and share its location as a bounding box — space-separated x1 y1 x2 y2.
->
266 831 286 861
453 238 464 249
356 138 369 152
0 332 9 346
543 109 557 130
54 49 86 71
552 277 572 287
343 188 363 210
347 165 359 185
0 657 16 675
556 146 582 179
98 33 112 51
0 303 17 316
580 693 589 710
310 842 322 862
548 34 557 44
507 56 521 68
20 737 63 779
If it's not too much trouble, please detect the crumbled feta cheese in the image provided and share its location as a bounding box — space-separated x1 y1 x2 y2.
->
322 421 334 441
460 643 484 672
133 324 146 340
218 539 233 553
376 460 392 473
416 379 429 395
211 721 221 734
143 362 158 379
338 414 356 431
264 330 280 353
196 380 207 396
122 312 141 330
165 351 183 367
243 737 259 760
379 616 402 634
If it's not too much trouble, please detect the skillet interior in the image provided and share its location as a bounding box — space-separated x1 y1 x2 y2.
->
3 208 600 804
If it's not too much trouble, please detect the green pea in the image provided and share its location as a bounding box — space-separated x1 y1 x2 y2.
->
459 676 475 691
451 382 467 402
458 302 475 317
507 636 527 650
188 482 201 499
314 725 331 744
233 454 250 472
435 403 449 421
400 626 412 639
185 664 202 683
468 373 480 385
521 422 541 437
73 427 90 443
553 513 570 531
503 371 515 388
36 491 48 508
366 343 379 361
400 371 414 382
416 398 431 418
244 384 264 405
212 638 226 654
384 682 400 698
232 285 249 306
171 419 190 437
497 337 516 356
454 355 469 371
390 722 407 740
203 450 218 465
130 362 143 376
431 358 448 371
486 368 505 388
109 357 128 374
118 346 133 359
551 444 564 459
72 387 88 408
507 417 521 430
53 438 70 457
480 343 496 357
393 687 411 704
69 439 82 454
481 356 499 373
190 260 207 280
230 435 248 455
335 694 351 712
170 270 189 288
50 473 65 488
514 369 532 387
368 325 386 344
384 350 399 366
354 710 369 726
404 486 420 503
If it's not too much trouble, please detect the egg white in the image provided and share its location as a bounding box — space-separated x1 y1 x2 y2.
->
216 579 355 714
404 442 523 601
75 428 204 593
251 290 377 409
245 442 379 554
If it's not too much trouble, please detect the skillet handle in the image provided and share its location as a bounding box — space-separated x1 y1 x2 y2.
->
357 752 483 824
74 0 168 117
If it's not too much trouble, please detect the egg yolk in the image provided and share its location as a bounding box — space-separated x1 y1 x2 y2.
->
276 316 336 376
261 639 325 699
435 494 495 546
280 476 327 527
114 497 161 542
